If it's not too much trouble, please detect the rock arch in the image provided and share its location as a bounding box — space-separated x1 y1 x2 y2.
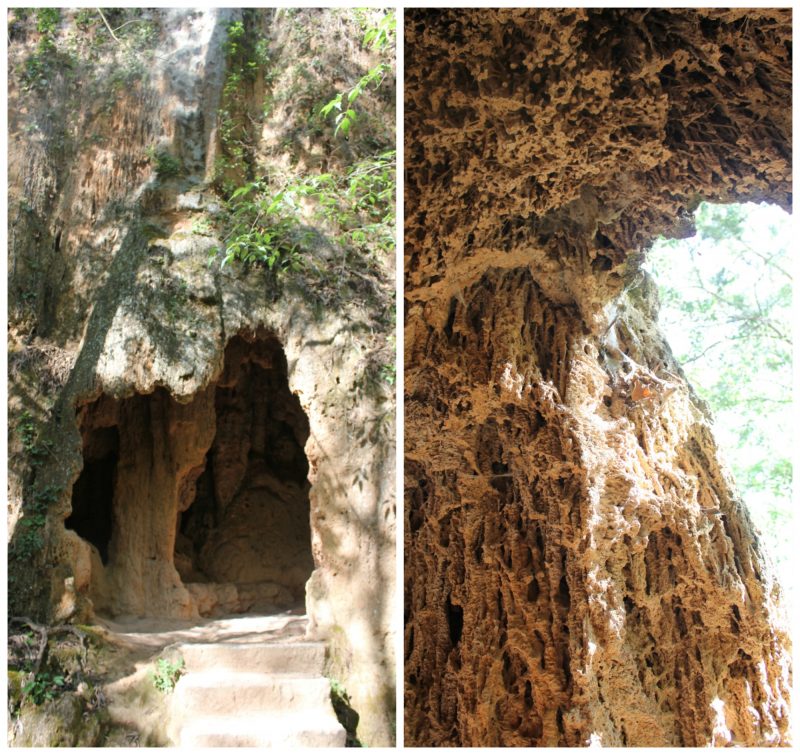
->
67 333 314 619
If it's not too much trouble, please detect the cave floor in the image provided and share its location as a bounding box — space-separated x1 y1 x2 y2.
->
95 608 309 653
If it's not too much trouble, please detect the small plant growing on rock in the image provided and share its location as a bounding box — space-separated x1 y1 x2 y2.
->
319 10 394 137
36 8 61 36
22 670 66 705
17 410 37 453
191 215 214 236
146 146 181 179
152 657 184 693
19 9 63 90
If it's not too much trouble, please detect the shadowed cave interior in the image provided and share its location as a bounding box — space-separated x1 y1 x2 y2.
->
66 426 118 566
67 335 314 618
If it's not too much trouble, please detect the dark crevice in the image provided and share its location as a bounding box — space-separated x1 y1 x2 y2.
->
66 425 119 565
446 594 464 646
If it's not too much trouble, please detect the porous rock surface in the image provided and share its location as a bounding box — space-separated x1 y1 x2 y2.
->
8 8 394 746
405 8 791 747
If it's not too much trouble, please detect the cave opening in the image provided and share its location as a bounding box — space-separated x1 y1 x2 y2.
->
646 201 792 604
175 335 315 616
67 334 314 619
66 425 119 565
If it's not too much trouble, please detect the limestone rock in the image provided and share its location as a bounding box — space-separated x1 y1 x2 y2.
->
8 8 395 746
405 8 791 747
185 583 239 617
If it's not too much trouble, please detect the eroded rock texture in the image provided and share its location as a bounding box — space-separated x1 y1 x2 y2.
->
8 9 395 745
405 8 791 747
178 335 315 614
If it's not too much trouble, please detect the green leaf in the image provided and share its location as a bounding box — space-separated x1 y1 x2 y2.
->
335 116 351 137
320 94 343 117
230 183 256 200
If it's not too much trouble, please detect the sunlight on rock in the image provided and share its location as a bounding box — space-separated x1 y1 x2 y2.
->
709 697 732 746
587 731 603 747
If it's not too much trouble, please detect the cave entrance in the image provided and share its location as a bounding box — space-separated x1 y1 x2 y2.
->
646 201 792 603
66 425 118 565
68 333 314 619
175 335 315 616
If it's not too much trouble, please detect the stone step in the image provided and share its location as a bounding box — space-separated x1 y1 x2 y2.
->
178 713 347 747
179 641 326 675
173 671 333 717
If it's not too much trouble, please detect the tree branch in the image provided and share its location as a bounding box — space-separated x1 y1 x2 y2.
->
96 8 121 43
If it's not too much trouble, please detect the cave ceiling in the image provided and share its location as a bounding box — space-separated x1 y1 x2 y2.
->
405 8 792 315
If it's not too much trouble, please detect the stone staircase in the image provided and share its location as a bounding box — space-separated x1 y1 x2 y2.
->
169 638 346 747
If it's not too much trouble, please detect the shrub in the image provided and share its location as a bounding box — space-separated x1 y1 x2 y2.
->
23 671 66 705
146 147 181 179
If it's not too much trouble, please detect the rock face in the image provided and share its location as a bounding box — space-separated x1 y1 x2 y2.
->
405 8 791 747
179 335 315 613
8 8 395 746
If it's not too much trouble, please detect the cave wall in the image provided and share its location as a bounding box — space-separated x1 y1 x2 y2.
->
405 8 791 747
72 387 216 619
7 9 395 746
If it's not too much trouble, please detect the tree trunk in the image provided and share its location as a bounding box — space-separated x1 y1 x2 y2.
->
404 8 792 746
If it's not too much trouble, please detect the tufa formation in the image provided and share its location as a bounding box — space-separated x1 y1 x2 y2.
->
404 8 791 747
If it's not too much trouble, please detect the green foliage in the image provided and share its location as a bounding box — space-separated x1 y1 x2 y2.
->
191 216 214 236
319 62 390 137
217 9 395 274
319 10 394 137
146 146 181 179
362 10 395 51
12 526 44 561
224 20 246 54
152 657 185 693
214 14 271 188
18 410 37 453
380 363 396 386
16 411 54 467
74 9 97 31
22 670 66 705
19 8 158 101
648 202 792 566
218 181 304 270
11 483 61 562
36 8 61 36
218 147 394 273
19 9 63 90
125 18 158 49
213 1 396 408
222 19 268 74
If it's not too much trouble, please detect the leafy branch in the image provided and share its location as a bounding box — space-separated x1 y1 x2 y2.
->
218 148 395 271
319 10 394 137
